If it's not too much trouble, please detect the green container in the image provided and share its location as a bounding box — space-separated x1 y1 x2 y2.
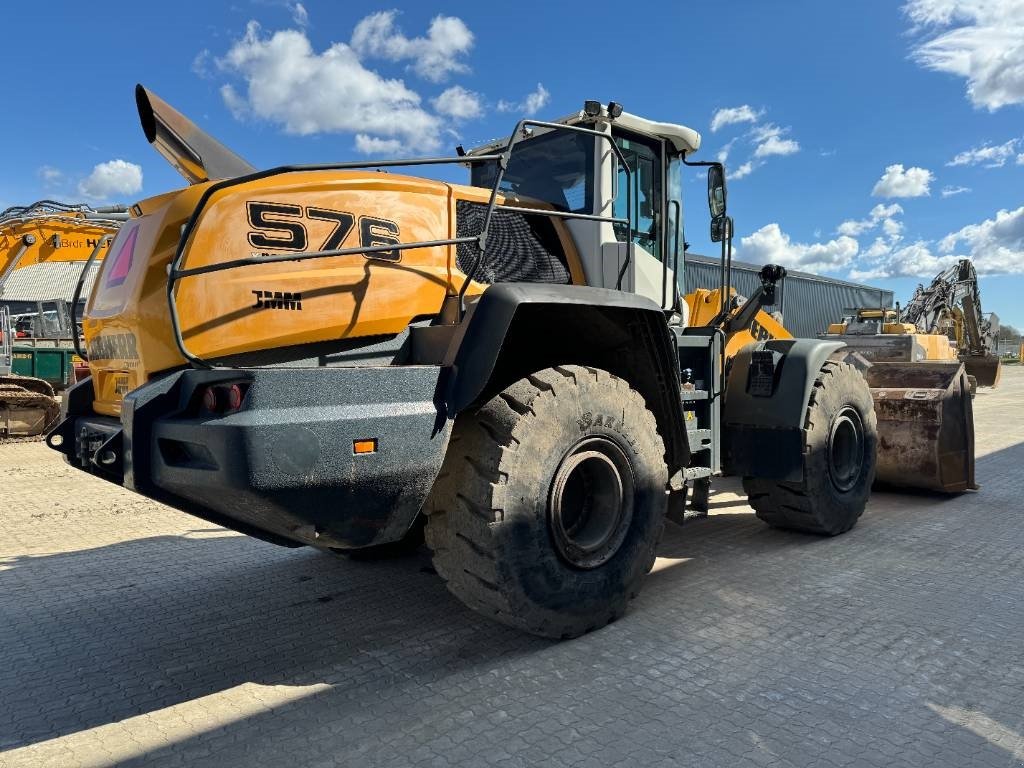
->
10 346 77 388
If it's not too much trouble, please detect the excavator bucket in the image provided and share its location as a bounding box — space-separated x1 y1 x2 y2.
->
962 353 1001 388
861 361 976 493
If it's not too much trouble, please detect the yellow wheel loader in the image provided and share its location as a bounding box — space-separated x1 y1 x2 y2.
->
685 282 976 495
1 201 125 436
52 88 889 638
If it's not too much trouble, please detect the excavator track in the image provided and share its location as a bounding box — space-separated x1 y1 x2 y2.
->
0 376 60 440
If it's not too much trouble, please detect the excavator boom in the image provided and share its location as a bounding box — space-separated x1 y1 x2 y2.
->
903 259 1001 387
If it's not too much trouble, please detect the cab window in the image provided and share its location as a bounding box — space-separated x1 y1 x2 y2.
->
471 130 595 214
613 133 662 260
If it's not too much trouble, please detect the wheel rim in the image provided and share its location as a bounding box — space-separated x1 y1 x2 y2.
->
828 407 865 493
548 437 634 570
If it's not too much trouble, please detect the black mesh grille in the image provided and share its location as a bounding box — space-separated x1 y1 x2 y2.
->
455 201 571 285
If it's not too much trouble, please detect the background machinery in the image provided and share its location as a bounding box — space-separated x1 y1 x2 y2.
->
1 201 125 436
901 259 1001 388
53 87 959 637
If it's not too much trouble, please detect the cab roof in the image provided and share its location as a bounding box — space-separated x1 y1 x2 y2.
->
469 102 702 156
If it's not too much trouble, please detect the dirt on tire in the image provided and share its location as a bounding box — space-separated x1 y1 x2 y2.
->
743 360 878 536
425 365 668 639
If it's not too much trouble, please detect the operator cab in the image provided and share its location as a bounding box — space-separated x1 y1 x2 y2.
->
469 102 701 313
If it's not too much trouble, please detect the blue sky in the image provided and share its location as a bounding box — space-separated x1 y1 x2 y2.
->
3 0 1023 327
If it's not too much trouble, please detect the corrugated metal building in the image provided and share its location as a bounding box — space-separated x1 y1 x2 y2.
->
0 262 100 304
683 253 894 338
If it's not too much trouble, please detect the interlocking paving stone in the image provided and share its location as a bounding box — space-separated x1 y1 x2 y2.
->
1 370 1022 767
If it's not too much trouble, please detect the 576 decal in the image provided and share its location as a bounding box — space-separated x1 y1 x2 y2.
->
246 201 402 261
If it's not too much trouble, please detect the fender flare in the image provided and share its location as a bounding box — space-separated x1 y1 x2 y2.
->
722 338 846 480
444 283 690 473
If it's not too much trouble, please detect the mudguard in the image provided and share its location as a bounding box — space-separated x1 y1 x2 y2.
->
722 338 845 481
444 283 690 474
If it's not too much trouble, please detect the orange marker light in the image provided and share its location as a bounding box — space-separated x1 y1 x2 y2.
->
353 439 377 455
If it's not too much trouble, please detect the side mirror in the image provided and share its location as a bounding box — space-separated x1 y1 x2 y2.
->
708 165 726 219
710 215 732 243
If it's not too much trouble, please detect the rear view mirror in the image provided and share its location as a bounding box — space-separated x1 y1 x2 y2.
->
708 165 726 219
710 215 731 243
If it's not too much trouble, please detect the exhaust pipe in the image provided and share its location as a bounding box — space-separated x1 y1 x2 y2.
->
135 84 256 184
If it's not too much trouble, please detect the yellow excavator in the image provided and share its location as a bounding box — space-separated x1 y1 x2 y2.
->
48 87 973 637
902 260 1001 388
1 201 124 436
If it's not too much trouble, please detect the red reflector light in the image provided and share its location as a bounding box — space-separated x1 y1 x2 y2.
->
202 387 218 412
226 384 243 411
201 383 248 414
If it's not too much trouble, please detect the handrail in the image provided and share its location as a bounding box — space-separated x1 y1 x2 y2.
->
166 119 634 370
71 234 115 361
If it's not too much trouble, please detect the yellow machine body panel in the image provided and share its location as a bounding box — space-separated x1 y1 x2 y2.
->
0 212 116 273
684 287 792 357
83 173 582 417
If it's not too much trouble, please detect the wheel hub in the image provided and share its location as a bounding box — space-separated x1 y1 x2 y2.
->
828 407 865 493
549 436 634 570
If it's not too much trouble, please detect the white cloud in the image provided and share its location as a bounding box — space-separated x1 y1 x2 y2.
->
731 161 754 179
837 203 904 236
753 134 800 158
849 241 955 281
850 205 1024 279
350 10 473 83
746 123 801 167
941 185 971 197
948 137 1020 167
904 0 1024 110
192 49 213 79
871 163 934 197
77 159 143 200
291 2 308 27
739 223 859 273
715 138 737 164
710 105 763 132
496 83 551 116
218 21 442 153
37 166 63 185
354 135 405 154
432 85 482 119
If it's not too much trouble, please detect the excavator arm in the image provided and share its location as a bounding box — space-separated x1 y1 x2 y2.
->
902 259 1000 387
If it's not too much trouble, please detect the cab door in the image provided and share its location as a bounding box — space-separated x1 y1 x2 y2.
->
611 130 673 309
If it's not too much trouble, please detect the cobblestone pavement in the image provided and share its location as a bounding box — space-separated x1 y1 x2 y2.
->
2 370 1023 768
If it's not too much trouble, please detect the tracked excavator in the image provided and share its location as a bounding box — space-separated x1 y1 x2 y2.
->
1 201 124 436
49 87 970 637
901 260 1001 388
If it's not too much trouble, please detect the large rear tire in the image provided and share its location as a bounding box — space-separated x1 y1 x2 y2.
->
425 365 668 639
743 360 877 536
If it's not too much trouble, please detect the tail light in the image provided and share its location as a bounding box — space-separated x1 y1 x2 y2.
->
200 383 248 414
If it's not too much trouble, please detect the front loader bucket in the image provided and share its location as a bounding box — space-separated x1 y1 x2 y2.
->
962 353 1001 388
861 362 976 493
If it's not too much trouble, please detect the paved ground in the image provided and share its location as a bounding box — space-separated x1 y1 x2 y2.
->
1 369 1023 768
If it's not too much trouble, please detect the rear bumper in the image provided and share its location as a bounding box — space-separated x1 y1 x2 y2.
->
49 366 451 548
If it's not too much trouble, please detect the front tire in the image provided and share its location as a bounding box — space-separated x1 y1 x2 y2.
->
425 365 668 638
744 360 877 536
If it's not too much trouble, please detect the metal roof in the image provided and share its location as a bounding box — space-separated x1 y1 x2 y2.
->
0 262 98 302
